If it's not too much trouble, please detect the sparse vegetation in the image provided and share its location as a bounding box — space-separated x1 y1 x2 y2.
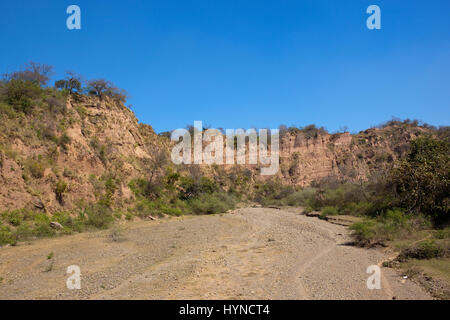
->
348 209 420 247
57 133 71 151
127 167 238 218
0 210 58 245
25 158 46 179
248 132 449 296
54 180 68 204
0 63 448 302
0 79 42 113
189 192 236 215
398 239 449 261
85 204 114 229
253 135 448 251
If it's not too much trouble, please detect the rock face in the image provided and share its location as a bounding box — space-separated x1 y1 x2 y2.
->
0 94 431 212
0 95 169 212
276 126 424 187
31 197 45 210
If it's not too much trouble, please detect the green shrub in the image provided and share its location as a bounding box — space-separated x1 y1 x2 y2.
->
32 212 49 224
0 225 15 245
274 186 295 200
131 199 184 217
104 177 118 194
179 176 217 200
2 79 42 113
0 102 18 119
349 219 378 246
133 200 148 216
434 228 450 240
159 204 183 216
321 206 339 217
284 188 316 207
382 208 409 227
318 183 362 209
0 209 88 244
349 209 414 247
33 221 56 238
72 212 87 232
390 136 449 223
340 202 374 216
417 240 446 259
52 211 75 229
253 180 283 205
55 180 67 203
1 209 34 227
15 223 34 241
189 192 236 215
128 178 148 198
125 212 133 221
398 240 448 261
26 159 45 179
303 206 314 214
8 214 22 226
85 204 113 229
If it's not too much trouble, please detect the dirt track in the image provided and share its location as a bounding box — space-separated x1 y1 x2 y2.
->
0 208 432 300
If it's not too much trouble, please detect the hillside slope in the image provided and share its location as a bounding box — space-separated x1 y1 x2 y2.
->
0 92 440 213
0 94 169 213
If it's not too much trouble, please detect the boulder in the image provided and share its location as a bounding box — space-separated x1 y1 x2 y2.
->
32 197 45 210
50 221 63 230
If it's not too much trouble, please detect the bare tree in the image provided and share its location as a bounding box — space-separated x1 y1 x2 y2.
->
8 62 54 86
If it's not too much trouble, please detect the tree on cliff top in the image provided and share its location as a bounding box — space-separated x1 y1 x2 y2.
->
86 79 128 103
4 62 54 86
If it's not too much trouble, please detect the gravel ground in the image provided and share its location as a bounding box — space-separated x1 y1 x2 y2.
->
0 208 432 300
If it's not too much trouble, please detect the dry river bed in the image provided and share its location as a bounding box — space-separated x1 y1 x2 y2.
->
0 207 432 300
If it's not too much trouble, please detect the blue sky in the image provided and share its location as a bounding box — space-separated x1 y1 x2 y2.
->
1 0 449 133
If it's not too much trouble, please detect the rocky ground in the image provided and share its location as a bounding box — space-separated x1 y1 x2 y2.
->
0 208 432 300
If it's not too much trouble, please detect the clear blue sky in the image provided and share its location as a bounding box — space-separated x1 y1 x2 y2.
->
1 0 449 133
